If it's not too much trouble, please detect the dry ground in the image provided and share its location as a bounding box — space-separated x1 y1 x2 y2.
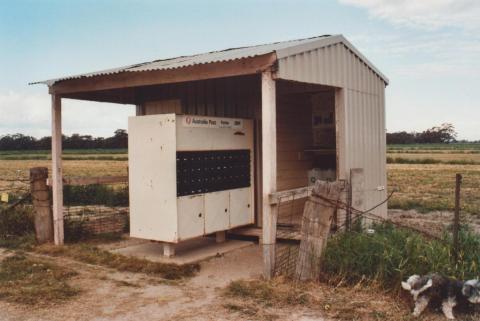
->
0 242 478 321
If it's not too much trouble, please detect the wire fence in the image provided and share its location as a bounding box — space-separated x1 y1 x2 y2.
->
273 175 469 279
0 169 130 238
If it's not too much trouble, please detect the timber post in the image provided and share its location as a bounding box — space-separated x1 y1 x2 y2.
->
30 167 53 243
350 168 365 225
51 94 64 245
261 70 277 279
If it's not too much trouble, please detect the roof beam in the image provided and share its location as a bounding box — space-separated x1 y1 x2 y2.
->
50 53 277 95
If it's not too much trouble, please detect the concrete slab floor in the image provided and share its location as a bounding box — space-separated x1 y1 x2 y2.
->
109 237 255 265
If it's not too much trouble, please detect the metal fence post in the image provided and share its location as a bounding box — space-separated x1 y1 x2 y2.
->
452 173 462 262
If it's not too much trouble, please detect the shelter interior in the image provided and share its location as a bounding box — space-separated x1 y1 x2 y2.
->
68 75 339 225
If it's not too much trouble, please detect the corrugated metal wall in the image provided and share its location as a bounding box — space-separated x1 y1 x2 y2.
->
277 43 387 217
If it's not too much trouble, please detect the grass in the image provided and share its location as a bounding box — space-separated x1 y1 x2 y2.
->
35 243 199 280
388 164 480 214
0 159 128 189
387 143 480 151
0 205 34 238
0 254 79 305
387 156 480 165
64 184 129 206
321 223 480 291
225 279 311 307
0 149 128 161
0 155 127 161
224 278 417 321
224 278 312 320
0 149 127 155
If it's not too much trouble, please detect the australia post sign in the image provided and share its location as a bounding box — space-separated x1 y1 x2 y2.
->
182 115 243 129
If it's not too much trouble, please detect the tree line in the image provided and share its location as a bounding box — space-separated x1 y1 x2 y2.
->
0 123 473 150
0 129 128 150
386 123 460 144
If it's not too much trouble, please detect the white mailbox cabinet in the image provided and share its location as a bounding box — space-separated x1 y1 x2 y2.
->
128 114 254 243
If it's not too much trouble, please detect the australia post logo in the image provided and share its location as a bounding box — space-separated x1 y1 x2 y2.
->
183 116 243 129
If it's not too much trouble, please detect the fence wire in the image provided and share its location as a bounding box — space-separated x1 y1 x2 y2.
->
272 183 428 279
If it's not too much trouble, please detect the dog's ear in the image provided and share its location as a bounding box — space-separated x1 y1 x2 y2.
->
401 281 411 290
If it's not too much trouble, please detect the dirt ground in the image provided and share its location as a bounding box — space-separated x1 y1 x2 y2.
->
1 209 479 321
389 209 480 236
0 245 329 321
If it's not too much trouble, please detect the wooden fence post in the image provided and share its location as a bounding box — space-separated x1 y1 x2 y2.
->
452 173 462 262
30 167 53 243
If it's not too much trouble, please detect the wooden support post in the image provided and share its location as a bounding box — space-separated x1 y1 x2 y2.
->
334 88 348 228
30 167 53 243
350 168 365 226
51 94 64 245
163 243 175 257
261 70 277 279
216 231 226 243
452 173 462 262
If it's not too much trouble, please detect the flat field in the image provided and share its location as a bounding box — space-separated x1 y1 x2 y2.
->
1 145 479 214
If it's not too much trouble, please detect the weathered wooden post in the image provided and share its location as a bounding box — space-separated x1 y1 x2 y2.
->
295 180 343 281
350 168 366 226
452 173 462 262
261 70 277 279
30 167 54 243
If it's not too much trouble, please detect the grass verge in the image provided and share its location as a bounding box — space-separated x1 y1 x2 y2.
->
387 156 480 165
35 243 199 280
322 223 480 291
0 254 79 305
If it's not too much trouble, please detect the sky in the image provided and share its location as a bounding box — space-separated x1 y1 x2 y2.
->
0 0 479 140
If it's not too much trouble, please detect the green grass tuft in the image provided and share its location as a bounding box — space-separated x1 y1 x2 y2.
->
321 223 480 291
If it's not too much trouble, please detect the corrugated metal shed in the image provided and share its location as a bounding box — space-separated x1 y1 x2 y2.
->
32 35 388 86
274 41 388 217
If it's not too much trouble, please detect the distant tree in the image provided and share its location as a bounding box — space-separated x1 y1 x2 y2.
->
104 129 128 149
386 131 416 144
0 130 128 150
387 123 458 144
416 123 457 143
0 134 36 150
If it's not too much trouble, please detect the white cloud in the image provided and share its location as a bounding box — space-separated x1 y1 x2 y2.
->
339 0 480 30
0 90 134 138
351 32 480 78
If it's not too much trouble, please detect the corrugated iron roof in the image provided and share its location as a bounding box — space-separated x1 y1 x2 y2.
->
32 34 388 86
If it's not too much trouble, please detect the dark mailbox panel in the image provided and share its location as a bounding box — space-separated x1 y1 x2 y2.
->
176 149 251 197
